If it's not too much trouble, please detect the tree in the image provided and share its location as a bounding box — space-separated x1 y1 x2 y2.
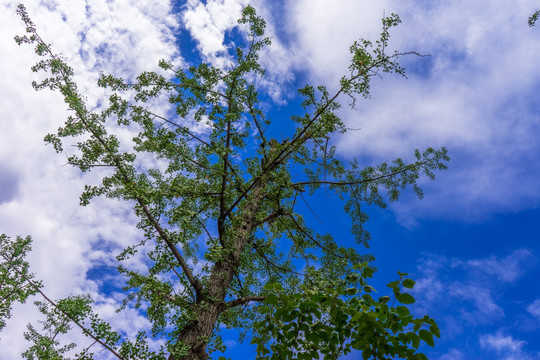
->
3 4 449 359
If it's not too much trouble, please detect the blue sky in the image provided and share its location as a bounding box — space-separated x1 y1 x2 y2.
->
0 0 539 359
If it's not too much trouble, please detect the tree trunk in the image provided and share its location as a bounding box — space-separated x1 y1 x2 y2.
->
170 182 266 360
172 302 222 360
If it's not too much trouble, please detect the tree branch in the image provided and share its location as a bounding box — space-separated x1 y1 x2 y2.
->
254 208 286 227
280 214 345 259
218 77 238 243
36 41 205 300
224 296 266 309
121 81 230 101
290 163 421 188
252 245 304 277
136 107 213 148
0 250 125 360
26 29 206 300
222 71 352 219
138 202 204 298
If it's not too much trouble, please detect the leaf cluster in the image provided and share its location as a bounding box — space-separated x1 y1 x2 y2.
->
0 235 40 332
251 264 439 360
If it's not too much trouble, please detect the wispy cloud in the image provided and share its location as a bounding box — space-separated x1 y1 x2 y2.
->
411 249 537 358
464 249 533 283
526 299 540 319
413 249 532 312
449 284 504 321
480 332 526 352
479 332 536 360
438 348 465 360
285 0 540 221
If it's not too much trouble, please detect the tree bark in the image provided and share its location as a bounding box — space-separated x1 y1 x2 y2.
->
170 182 266 360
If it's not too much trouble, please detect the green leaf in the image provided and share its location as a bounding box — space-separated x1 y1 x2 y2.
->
430 325 441 338
395 306 410 317
362 348 372 360
345 287 357 295
412 333 420 349
396 293 415 304
363 285 376 293
265 294 279 305
402 279 416 289
351 311 364 322
419 329 434 347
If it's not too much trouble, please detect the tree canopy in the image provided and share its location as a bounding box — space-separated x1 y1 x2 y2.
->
1 4 449 359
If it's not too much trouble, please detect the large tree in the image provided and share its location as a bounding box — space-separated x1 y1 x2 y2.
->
2 4 448 360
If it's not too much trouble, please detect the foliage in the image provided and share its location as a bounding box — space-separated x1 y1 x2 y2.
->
23 295 167 360
252 265 438 360
5 3 448 359
0 235 40 333
529 9 540 26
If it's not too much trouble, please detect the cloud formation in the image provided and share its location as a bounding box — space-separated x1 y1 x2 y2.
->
285 0 540 221
526 299 540 319
183 0 299 102
0 0 181 358
464 249 533 283
480 332 526 353
479 332 536 360
412 249 538 358
183 0 248 66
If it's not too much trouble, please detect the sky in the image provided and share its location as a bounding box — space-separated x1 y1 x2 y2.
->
0 0 539 359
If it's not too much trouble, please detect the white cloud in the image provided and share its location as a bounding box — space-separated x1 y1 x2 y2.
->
286 0 394 86
412 249 533 326
286 0 540 221
526 299 540 319
464 249 533 283
182 0 299 102
183 0 248 67
438 348 465 360
480 332 526 353
449 284 504 320
0 0 181 358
